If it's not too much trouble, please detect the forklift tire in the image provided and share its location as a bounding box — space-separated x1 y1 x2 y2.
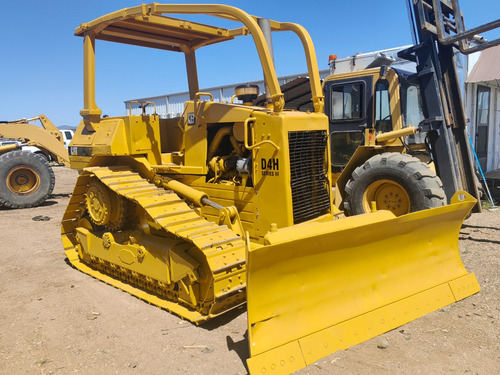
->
344 152 446 216
0 150 55 208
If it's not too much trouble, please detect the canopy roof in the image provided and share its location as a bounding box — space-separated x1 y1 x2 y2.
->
75 3 263 52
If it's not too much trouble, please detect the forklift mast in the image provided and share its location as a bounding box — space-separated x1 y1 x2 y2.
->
399 0 500 211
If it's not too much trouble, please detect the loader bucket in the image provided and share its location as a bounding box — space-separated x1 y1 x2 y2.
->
246 191 479 374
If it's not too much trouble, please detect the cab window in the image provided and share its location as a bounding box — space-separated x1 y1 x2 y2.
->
374 80 392 132
403 84 424 127
330 83 363 121
402 83 426 144
330 131 364 167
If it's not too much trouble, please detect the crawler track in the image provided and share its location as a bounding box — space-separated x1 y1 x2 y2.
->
62 166 246 323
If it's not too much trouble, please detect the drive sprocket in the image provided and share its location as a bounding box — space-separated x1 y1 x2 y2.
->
85 179 126 230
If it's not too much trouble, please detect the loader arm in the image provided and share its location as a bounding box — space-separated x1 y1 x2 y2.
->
0 123 70 166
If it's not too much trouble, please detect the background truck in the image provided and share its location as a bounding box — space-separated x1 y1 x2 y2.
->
62 3 479 374
0 114 70 208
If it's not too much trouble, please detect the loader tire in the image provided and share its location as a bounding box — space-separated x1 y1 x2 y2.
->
344 152 445 216
0 150 55 209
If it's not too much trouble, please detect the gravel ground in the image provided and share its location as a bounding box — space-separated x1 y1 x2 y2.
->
0 165 498 374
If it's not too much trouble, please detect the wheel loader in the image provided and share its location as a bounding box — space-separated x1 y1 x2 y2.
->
0 114 70 208
62 3 480 374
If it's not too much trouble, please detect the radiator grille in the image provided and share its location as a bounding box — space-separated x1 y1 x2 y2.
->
288 130 330 224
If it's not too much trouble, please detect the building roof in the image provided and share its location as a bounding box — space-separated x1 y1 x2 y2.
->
466 45 500 83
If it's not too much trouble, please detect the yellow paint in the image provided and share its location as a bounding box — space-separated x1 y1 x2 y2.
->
246 191 479 370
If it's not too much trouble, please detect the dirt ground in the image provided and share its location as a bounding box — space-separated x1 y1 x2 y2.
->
0 165 498 375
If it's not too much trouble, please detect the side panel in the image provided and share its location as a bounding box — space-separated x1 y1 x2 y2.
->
181 102 208 174
69 115 162 168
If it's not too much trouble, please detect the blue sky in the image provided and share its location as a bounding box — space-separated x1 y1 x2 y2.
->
1 0 499 127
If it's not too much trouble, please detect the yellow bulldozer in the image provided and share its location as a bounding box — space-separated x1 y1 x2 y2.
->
62 3 480 374
0 114 70 208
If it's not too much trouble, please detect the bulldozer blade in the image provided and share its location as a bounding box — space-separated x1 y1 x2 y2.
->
246 191 479 374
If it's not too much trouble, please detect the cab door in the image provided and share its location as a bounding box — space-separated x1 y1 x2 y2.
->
475 85 490 171
324 76 372 169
